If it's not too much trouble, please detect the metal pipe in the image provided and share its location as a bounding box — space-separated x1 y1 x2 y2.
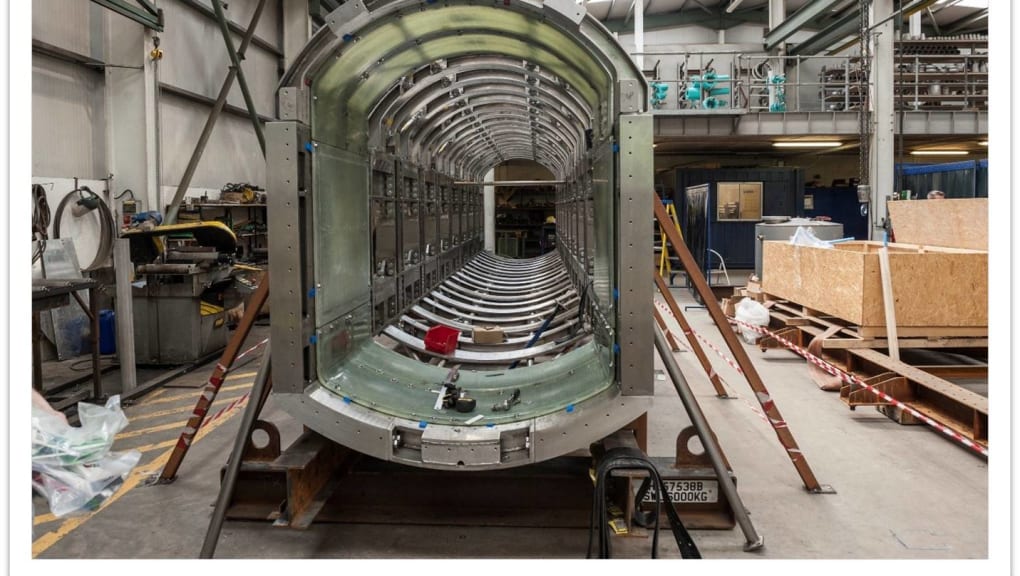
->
211 0 266 154
200 346 271 559
166 0 267 226
652 326 763 551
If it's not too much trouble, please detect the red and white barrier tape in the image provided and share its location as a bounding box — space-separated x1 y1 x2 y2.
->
651 300 774 424
730 317 989 457
199 390 251 431
226 338 269 373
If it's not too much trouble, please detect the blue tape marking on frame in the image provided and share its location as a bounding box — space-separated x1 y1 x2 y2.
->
342 396 352 404
309 335 318 344
342 34 354 43
613 343 620 355
613 288 619 301
307 288 316 298
419 421 428 429
612 143 620 153
304 142 314 153
486 423 495 428
566 404 575 413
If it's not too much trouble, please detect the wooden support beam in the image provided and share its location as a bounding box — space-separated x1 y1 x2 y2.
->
654 193 824 492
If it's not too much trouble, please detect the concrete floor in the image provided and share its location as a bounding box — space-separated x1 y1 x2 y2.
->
31 287 989 560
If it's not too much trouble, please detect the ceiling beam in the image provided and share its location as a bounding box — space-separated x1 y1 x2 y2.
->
925 7 941 35
944 8 988 34
689 0 714 16
788 10 859 56
603 8 768 33
764 0 844 50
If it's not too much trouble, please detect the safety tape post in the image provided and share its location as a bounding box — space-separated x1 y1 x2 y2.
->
730 317 988 458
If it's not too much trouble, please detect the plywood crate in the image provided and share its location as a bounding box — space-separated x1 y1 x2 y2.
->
761 241 987 335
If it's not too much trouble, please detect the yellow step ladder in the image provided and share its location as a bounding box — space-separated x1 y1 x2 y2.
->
658 199 683 281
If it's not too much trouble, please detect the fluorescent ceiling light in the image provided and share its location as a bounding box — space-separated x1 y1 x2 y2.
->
911 150 969 156
772 141 843 148
725 0 745 13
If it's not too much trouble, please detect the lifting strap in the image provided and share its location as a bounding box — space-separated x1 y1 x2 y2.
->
587 446 702 559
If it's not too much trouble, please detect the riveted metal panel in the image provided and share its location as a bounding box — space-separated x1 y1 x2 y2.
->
267 121 309 393
279 86 310 123
617 114 654 396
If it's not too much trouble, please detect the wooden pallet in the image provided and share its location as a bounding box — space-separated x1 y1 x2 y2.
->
736 295 988 451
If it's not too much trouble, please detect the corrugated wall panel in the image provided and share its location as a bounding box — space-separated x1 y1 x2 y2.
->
33 0 94 56
160 92 266 189
32 54 107 179
160 0 280 116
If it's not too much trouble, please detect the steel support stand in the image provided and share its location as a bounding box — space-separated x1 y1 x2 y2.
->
200 347 272 559
71 287 104 399
165 0 267 225
157 275 270 482
654 193 828 493
653 326 763 551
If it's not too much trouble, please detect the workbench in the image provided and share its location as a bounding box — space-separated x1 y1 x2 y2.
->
32 277 102 409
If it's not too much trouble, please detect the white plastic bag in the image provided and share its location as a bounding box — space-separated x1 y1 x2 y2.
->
735 298 770 344
31 395 141 517
789 226 833 249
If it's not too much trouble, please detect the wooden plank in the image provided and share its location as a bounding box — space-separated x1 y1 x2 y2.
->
887 198 988 251
914 365 988 379
877 246 900 361
819 337 988 350
847 348 988 414
856 326 988 338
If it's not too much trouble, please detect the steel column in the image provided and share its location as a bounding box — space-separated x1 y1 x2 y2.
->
870 0 896 239
113 238 137 394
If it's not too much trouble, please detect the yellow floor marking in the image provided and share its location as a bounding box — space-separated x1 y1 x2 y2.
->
31 395 249 558
134 388 170 404
33 512 58 526
129 395 252 454
123 388 250 424
126 382 253 408
224 370 258 381
114 420 189 440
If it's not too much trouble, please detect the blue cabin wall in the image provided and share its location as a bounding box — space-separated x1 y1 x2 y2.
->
669 167 803 271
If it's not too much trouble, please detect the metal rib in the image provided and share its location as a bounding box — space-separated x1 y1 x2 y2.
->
382 325 586 365
429 289 576 316
408 304 580 336
398 315 579 347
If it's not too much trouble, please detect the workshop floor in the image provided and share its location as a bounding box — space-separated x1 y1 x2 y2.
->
31 287 990 561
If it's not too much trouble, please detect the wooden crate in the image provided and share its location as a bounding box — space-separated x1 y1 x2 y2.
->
887 198 987 251
761 241 987 336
